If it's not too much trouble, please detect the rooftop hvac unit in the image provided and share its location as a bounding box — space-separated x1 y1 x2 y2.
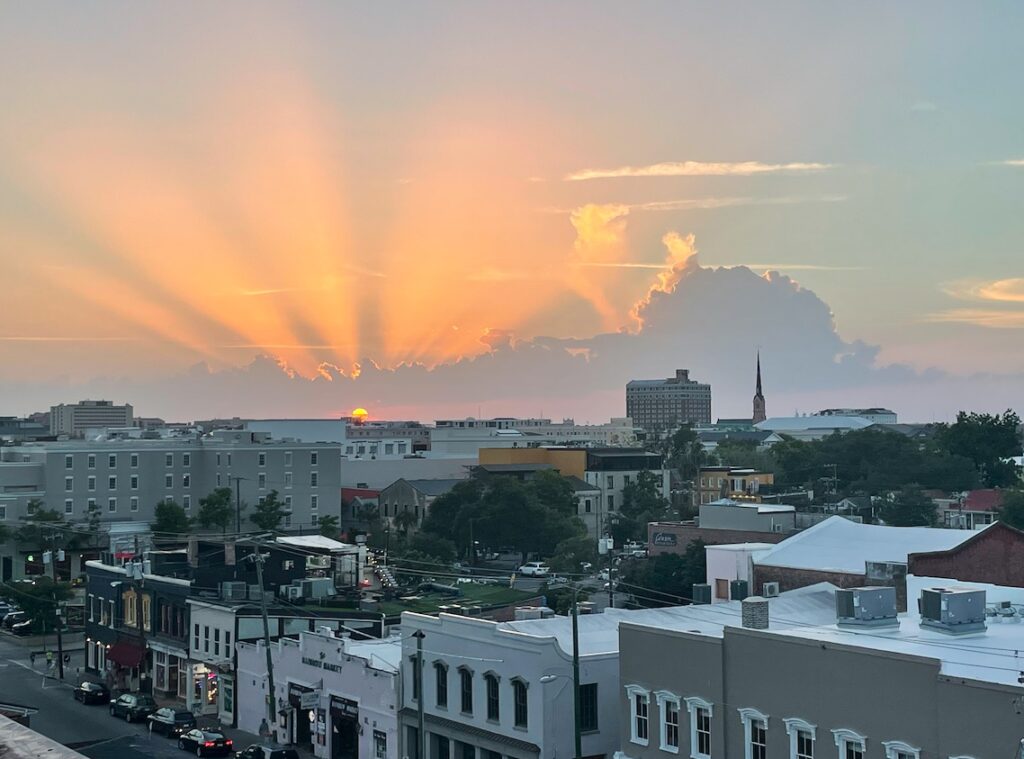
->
835 587 899 628
919 587 986 635
300 578 336 600
220 581 248 601
730 580 749 602
248 584 263 601
577 602 596 615
762 582 780 598
284 584 303 600
691 584 712 605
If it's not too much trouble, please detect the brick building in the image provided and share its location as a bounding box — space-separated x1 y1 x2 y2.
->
909 521 1024 587
647 522 788 557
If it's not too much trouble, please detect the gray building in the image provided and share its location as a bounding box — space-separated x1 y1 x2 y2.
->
378 477 462 527
0 430 341 580
626 370 711 432
616 582 1024 759
50 400 133 436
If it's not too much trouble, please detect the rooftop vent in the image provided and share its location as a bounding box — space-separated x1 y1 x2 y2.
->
741 596 769 630
836 586 899 628
692 584 712 605
919 587 986 635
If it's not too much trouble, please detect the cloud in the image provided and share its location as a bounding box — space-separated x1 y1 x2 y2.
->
735 263 867 272
540 194 845 215
910 100 938 113
925 309 1024 329
0 336 136 342
1002 160 1024 167
945 277 1024 304
565 160 833 181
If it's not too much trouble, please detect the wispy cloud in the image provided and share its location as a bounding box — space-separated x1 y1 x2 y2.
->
565 160 833 181
541 194 845 215
999 159 1024 166
943 277 1024 303
925 309 1024 329
0 336 136 342
736 263 867 272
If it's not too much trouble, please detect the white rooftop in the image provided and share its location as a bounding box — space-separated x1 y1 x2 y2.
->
755 516 975 574
706 499 795 514
497 583 838 656
707 542 777 552
275 535 357 552
755 415 874 432
342 637 402 673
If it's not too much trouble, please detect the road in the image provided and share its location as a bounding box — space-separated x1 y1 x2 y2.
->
0 635 252 758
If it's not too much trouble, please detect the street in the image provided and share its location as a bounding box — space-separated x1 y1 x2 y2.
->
0 635 264 759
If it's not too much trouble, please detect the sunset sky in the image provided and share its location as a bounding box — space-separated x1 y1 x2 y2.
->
1 3 1022 421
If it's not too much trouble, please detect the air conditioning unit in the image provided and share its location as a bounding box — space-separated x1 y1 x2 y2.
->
248 584 263 601
285 585 303 600
919 587 986 635
772 524 784 533
220 581 248 601
762 582 780 598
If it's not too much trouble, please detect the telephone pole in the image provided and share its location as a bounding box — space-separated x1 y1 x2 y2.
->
251 545 277 743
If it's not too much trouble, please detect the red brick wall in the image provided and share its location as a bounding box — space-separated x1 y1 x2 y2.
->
752 565 866 593
910 524 1024 588
648 523 788 556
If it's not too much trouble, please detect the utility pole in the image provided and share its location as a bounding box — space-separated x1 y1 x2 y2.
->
231 476 246 534
53 592 65 681
252 546 277 743
412 630 425 759
571 591 582 759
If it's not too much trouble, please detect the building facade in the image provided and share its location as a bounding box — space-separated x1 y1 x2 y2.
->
50 400 133 436
625 370 712 432
695 467 775 506
378 479 461 528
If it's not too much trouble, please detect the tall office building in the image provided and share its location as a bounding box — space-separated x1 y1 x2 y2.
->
50 400 134 436
625 369 712 432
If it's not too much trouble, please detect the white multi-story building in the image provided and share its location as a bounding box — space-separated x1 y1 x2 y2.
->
50 400 134 436
236 630 401 758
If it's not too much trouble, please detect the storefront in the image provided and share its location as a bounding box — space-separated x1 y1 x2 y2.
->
286 681 318 749
185 661 221 715
105 640 147 693
149 641 186 699
329 695 359 759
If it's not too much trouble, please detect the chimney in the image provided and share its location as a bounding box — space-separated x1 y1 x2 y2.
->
742 597 770 630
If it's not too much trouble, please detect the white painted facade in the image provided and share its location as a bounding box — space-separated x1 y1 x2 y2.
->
187 600 239 722
399 611 621 759
236 630 400 759
704 543 775 603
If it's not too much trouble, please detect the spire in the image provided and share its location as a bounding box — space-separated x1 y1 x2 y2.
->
755 352 763 397
752 351 766 424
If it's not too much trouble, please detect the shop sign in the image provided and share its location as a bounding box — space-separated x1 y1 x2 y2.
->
301 655 342 673
652 531 678 546
329 695 358 719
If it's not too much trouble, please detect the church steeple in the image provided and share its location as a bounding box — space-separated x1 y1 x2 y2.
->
752 352 766 424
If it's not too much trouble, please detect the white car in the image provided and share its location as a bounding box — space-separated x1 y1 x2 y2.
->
518 562 551 577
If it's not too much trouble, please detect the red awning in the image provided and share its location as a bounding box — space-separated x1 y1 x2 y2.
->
107 641 145 668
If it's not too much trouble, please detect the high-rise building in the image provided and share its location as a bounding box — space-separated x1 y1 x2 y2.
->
625 369 712 432
50 400 134 436
752 353 766 424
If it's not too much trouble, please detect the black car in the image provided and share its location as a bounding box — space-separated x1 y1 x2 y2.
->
73 681 111 704
2 611 27 629
10 619 36 636
177 729 234 757
237 745 301 759
109 693 158 722
148 707 197 737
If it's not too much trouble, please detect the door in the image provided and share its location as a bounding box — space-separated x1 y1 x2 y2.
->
289 693 312 747
330 711 358 759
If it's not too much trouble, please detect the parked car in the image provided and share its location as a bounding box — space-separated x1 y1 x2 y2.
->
109 693 158 722
10 619 36 636
73 681 111 704
148 707 197 737
518 561 551 577
2 611 27 629
177 729 234 757
237 745 301 759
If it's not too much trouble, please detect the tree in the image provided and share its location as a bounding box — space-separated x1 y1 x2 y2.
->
548 534 598 574
663 425 706 480
196 487 235 534
14 508 67 553
616 470 671 543
153 501 192 536
393 510 419 538
879 486 937 527
249 490 287 533
997 490 1024 531
619 540 707 608
934 410 1022 487
1 576 73 633
317 515 340 538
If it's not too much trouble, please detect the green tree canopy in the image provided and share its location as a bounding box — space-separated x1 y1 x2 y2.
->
249 490 287 533
0 576 73 633
661 424 707 480
196 487 235 533
153 501 192 536
934 410 1022 487
997 490 1024 531
878 486 937 527
619 540 707 608
317 514 340 538
613 470 671 543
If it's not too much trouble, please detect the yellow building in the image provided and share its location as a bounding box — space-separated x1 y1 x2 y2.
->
696 466 775 505
478 447 588 479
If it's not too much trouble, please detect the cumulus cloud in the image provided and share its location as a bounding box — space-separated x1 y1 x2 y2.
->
565 160 833 181
933 278 1024 329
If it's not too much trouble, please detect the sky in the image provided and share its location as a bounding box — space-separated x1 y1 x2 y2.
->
0 2 1022 423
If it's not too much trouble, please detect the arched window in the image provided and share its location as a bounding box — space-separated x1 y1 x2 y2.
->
684 697 713 759
484 672 500 721
458 667 474 715
433 661 448 708
784 718 816 759
738 708 769 759
882 740 920 759
512 678 528 728
832 728 867 759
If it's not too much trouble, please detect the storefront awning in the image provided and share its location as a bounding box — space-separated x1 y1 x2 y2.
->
107 641 145 668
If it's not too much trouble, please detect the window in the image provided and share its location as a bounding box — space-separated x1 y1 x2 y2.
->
285 451 292 467
225 631 231 651
87 498 96 512
624 474 632 486
165 474 173 488
88 476 96 491
183 495 191 510
108 497 117 512
182 474 190 488
285 472 293 488
311 494 318 510
65 476 73 492
108 454 117 468
459 668 473 714
258 473 266 489
108 476 116 490
512 679 528 729
684 700 716 757
373 730 387 758
130 475 139 490
607 494 615 511
0 505 5 520
258 452 266 467
832 730 867 759
434 661 448 707
485 673 499 721
607 474 614 488
311 472 318 487
214 628 220 656
584 498 592 513
656 691 680 752
785 719 816 759
227 453 231 466
183 453 190 467
310 451 318 466
285 495 292 510
311 514 319 526
580 683 598 732
217 474 221 486
130 453 138 468
193 623 200 650
88 454 96 469
284 512 291 527
740 708 768 759
626 685 650 746
411 656 421 701
142 595 151 632
65 455 73 469
64 499 74 515
165 453 173 467
882 741 920 759
203 625 209 653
